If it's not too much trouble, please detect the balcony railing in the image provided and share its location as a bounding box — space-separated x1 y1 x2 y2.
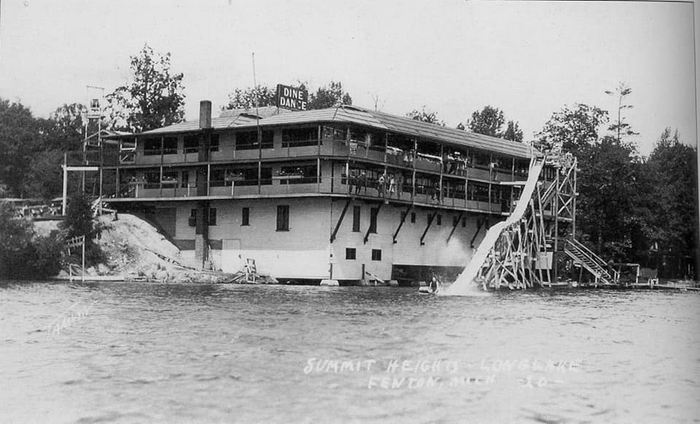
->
107 175 506 214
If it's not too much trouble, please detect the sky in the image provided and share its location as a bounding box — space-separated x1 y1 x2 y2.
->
0 0 696 155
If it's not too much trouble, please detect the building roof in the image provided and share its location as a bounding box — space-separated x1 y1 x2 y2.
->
138 105 534 159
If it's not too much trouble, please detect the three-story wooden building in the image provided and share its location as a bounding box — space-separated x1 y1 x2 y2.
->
100 101 535 284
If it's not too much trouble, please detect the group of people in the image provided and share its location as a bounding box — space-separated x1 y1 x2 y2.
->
442 152 470 175
348 170 403 198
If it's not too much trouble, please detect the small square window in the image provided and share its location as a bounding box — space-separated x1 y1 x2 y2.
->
371 249 382 261
241 207 250 226
410 212 416 223
346 248 356 260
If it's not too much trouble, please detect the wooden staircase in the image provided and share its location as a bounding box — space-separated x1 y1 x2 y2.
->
563 238 618 285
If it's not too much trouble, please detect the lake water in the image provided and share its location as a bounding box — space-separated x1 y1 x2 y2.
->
1 281 699 423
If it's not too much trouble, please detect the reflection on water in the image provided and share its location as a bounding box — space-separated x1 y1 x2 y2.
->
1 282 699 423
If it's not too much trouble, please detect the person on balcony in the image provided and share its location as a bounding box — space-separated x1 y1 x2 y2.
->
388 175 396 197
378 172 386 197
357 171 367 195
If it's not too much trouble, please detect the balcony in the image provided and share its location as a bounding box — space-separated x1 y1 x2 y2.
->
106 174 505 215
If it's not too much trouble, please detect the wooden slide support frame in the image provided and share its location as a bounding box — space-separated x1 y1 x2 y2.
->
469 155 577 290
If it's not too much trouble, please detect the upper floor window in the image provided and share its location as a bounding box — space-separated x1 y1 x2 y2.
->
282 127 317 147
277 164 318 184
209 134 220 152
184 135 199 153
143 138 161 155
236 130 274 150
163 137 178 155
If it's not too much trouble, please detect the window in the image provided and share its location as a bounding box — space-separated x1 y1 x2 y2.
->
453 215 458 227
276 205 289 231
184 135 199 153
282 127 317 147
241 207 250 226
371 249 382 261
236 130 274 150
163 137 178 155
208 208 217 226
181 171 189 188
209 134 220 152
462 217 466 228
346 248 356 260
369 208 378 234
144 171 160 189
189 209 197 227
410 212 416 223
352 206 361 232
161 171 178 186
143 138 161 155
278 164 318 184
436 214 442 226
209 169 226 187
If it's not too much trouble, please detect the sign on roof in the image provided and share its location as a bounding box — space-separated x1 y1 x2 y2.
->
276 84 308 111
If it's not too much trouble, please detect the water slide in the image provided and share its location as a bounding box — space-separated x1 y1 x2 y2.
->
441 157 544 296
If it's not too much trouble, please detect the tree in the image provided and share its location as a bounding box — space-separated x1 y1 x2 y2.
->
605 82 638 143
536 103 638 259
466 105 504 137
644 129 697 277
406 107 445 126
44 103 87 151
576 136 640 259
224 86 277 110
502 120 523 142
0 201 63 279
22 149 64 200
108 44 185 132
307 81 352 109
535 104 608 154
462 106 524 142
0 99 44 197
59 193 103 264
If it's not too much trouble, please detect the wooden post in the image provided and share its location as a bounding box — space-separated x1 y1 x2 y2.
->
62 153 68 215
553 167 560 283
81 236 85 283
